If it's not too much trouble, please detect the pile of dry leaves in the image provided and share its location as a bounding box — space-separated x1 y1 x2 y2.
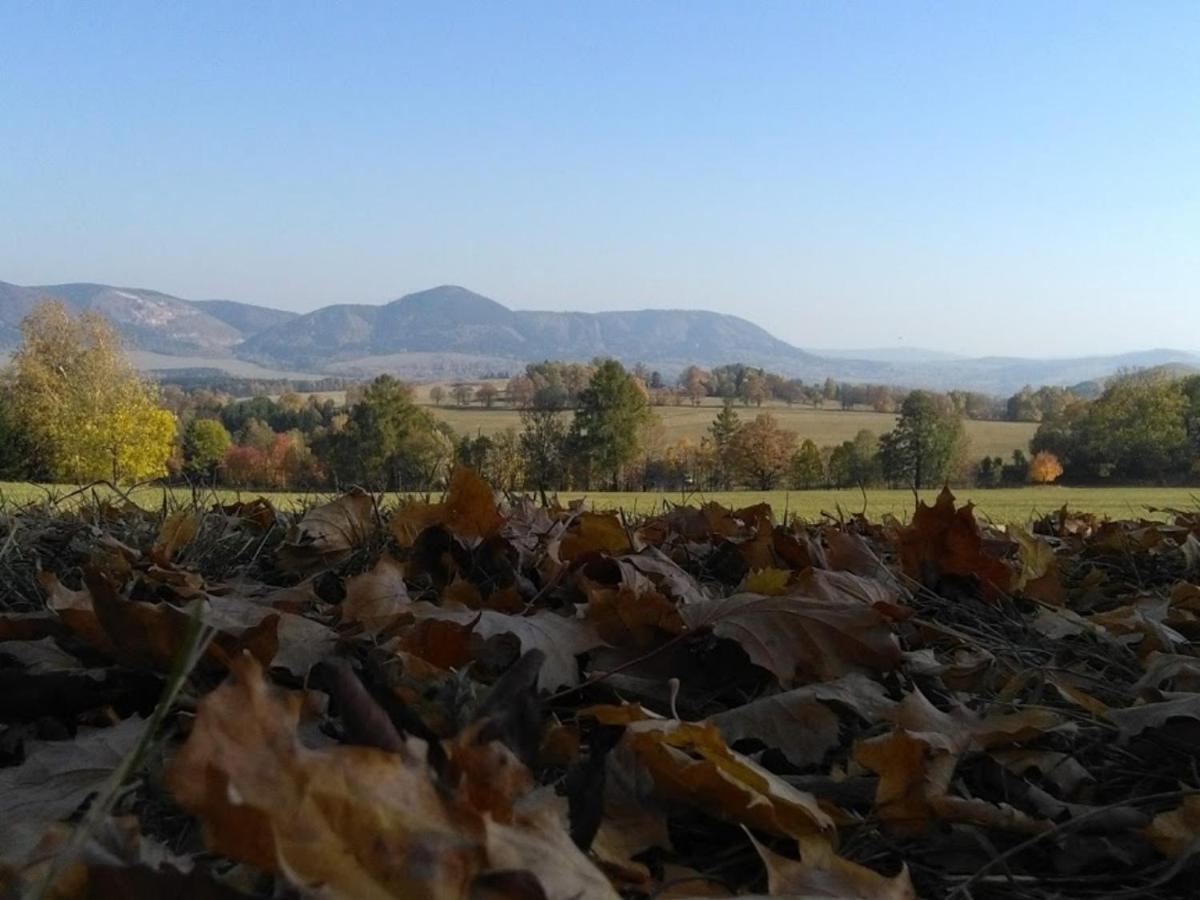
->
2 469 1200 899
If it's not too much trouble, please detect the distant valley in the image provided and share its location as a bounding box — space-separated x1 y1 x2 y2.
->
2 280 1196 394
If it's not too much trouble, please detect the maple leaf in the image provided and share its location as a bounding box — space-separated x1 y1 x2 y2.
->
389 467 504 548
679 593 902 686
167 654 614 900
412 602 605 690
712 672 895 767
896 487 1013 600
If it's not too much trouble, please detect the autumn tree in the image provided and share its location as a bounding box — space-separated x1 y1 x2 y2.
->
475 383 499 408
679 365 710 406
506 375 534 409
183 418 232 480
1028 450 1063 485
568 360 654 490
10 301 176 483
728 413 798 490
429 385 446 406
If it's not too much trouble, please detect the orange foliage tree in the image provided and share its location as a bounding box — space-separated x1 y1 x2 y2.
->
1028 450 1064 485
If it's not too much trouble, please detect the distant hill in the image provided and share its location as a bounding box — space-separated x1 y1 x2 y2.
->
3 279 1198 394
236 285 825 375
189 299 298 335
810 347 965 363
0 281 244 354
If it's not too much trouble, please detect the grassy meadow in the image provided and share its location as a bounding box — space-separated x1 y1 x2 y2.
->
1 481 1193 525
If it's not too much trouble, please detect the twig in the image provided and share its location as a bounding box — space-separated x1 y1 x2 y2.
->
945 788 1200 900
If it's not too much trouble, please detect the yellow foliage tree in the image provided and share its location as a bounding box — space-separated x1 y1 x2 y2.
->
10 301 177 484
1027 450 1064 485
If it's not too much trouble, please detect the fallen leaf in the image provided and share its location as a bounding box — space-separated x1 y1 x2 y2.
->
0 716 144 864
752 833 916 900
412 602 605 690
679 593 902 686
278 490 376 570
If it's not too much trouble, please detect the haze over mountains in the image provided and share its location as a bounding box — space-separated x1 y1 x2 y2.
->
1 280 1196 394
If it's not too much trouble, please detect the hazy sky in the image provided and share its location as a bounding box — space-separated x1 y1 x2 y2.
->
2 2 1198 357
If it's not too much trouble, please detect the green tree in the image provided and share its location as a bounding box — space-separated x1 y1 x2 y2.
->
828 430 881 489
882 391 966 490
183 418 232 480
328 375 447 489
790 438 825 489
10 301 176 483
708 401 742 489
568 360 653 490
520 406 568 495
0 391 38 480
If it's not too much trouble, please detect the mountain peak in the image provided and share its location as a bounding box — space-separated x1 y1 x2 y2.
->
388 285 511 315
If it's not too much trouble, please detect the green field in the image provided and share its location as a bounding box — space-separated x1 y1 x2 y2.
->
1 482 1193 524
281 383 1038 459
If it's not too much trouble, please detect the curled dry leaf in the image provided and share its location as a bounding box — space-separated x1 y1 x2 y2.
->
278 489 376 571
341 554 411 634
390 467 504 548
752 833 916 900
585 706 834 841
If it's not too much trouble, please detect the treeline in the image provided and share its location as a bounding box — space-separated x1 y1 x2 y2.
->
5 300 1197 493
1030 373 1200 483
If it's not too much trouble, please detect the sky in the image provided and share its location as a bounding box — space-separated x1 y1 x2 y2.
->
1 2 1198 357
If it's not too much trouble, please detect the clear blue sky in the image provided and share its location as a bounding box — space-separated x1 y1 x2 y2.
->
2 1 1197 357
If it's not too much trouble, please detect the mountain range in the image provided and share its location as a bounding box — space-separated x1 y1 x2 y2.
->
2 280 1197 394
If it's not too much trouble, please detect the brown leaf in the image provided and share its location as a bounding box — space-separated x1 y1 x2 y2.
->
586 707 834 841
752 834 916 900
341 554 410 634
152 510 200 562
389 468 504 548
0 716 144 865
712 673 894 767
559 513 632 562
679 593 902 687
1146 795 1200 859
897 487 1013 600
412 602 605 690
167 655 612 900
278 490 376 571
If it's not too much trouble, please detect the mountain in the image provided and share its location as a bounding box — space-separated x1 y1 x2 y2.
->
189 299 298 335
0 281 245 354
236 285 824 374
2 279 1198 394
